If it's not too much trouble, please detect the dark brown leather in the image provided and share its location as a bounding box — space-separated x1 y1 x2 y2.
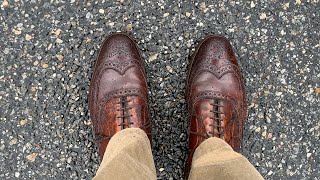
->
185 35 247 178
89 33 151 158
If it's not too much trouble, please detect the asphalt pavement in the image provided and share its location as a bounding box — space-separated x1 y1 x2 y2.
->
0 0 319 179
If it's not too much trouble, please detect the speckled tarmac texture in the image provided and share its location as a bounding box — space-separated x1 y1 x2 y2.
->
0 0 319 179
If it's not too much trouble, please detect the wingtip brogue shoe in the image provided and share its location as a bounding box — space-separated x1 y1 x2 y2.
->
89 33 151 158
185 35 247 178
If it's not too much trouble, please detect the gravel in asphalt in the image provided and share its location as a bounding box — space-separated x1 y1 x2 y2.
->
0 0 319 179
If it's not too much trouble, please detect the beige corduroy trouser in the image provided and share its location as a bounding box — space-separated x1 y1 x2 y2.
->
93 128 264 180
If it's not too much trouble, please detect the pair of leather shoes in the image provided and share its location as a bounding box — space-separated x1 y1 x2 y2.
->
88 33 246 178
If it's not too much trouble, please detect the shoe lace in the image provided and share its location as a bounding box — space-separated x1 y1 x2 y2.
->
94 96 152 143
208 99 224 138
117 96 133 129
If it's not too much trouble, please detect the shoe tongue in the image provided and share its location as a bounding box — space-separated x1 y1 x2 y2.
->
210 99 234 132
194 98 234 121
193 98 235 138
218 100 233 121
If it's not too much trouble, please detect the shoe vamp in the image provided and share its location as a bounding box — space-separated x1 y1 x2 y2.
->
97 67 147 100
191 71 243 101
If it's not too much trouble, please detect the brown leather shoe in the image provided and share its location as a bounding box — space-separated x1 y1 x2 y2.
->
89 33 151 158
185 35 247 177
